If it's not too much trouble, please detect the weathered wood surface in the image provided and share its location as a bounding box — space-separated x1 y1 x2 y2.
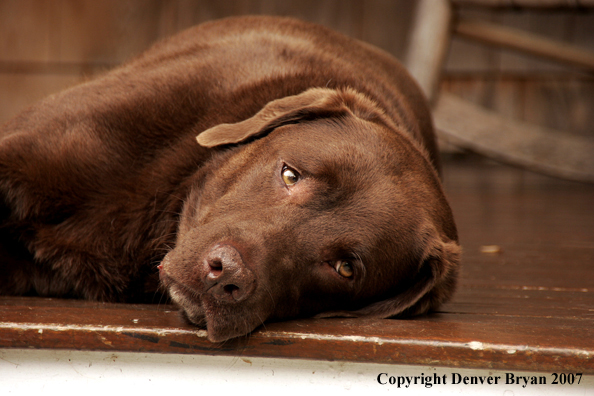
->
1 157 593 373
452 0 594 8
434 92 594 182
1 296 592 373
455 18 594 72
2 1 594 155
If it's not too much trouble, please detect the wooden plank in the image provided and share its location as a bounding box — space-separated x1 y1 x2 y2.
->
443 287 594 318
357 0 416 61
0 0 164 64
1 296 592 373
573 11 594 52
441 75 594 139
55 0 163 64
496 11 573 73
0 0 54 63
454 18 594 71
452 0 594 8
433 92 594 182
457 247 594 287
521 78 585 135
443 7 501 73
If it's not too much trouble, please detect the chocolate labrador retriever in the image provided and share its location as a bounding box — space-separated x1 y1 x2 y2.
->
0 16 460 342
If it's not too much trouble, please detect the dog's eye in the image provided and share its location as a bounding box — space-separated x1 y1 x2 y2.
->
334 260 354 278
281 165 300 186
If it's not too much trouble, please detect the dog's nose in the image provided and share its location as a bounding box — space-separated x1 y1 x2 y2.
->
203 244 255 302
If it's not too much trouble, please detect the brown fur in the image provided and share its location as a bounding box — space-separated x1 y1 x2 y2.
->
0 16 459 342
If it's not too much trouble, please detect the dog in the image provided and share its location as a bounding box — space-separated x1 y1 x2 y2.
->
0 16 460 342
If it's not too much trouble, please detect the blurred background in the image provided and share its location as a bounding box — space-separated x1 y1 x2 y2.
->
1 0 593 149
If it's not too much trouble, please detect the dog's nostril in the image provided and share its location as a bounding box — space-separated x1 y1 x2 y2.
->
223 284 239 295
208 258 223 276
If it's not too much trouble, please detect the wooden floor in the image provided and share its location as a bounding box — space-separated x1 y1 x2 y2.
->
1 155 593 373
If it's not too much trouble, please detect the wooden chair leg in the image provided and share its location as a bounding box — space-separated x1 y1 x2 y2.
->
405 0 452 104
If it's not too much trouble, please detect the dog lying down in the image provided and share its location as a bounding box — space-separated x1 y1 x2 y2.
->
0 16 460 342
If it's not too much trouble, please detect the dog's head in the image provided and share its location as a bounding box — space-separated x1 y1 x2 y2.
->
160 88 460 342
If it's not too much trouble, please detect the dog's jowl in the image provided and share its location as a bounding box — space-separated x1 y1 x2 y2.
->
0 16 460 342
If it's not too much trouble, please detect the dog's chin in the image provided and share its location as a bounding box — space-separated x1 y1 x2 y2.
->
168 286 269 343
179 306 207 328
167 285 207 325
201 297 272 343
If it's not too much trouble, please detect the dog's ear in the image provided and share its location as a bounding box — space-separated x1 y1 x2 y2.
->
317 230 461 319
196 87 394 147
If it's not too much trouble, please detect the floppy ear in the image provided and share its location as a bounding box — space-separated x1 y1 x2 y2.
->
196 87 395 147
317 231 461 319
